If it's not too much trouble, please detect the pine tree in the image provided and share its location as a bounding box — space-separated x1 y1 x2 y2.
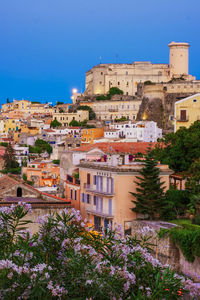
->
131 148 165 220
3 143 18 170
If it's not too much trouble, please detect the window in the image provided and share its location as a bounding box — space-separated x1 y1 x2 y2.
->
101 72 103 75
193 99 197 102
93 175 97 185
118 82 120 85
70 189 73 200
81 193 85 202
109 199 112 215
87 194 91 204
74 190 77 200
180 110 187 121
93 195 97 205
87 173 90 185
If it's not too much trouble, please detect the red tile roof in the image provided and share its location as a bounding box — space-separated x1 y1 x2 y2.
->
73 142 160 154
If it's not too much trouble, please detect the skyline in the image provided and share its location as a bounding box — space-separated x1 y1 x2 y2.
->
0 0 200 105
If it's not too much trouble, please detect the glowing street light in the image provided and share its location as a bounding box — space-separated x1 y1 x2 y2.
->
72 88 78 94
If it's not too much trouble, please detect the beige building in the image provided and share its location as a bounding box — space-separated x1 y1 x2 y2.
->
85 42 194 96
79 98 141 121
53 110 89 126
79 160 172 232
174 93 200 132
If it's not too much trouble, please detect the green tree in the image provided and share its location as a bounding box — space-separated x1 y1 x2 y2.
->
50 119 62 128
109 87 123 95
161 187 191 220
35 139 52 155
131 148 165 220
152 121 200 172
77 105 96 120
56 101 64 105
3 143 19 170
69 120 80 127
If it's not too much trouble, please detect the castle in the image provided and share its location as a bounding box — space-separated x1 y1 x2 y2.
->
85 42 195 96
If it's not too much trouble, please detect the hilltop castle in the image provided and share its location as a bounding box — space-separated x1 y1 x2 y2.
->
85 42 195 96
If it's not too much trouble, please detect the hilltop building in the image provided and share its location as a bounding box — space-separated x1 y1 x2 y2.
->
85 42 194 97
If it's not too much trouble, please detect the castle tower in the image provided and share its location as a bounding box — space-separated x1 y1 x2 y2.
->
168 42 189 77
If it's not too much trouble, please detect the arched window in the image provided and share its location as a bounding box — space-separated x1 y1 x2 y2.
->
17 187 22 197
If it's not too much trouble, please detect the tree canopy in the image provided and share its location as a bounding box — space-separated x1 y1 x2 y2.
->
152 121 200 172
50 119 62 128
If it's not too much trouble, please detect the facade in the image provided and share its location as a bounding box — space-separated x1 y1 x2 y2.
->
82 128 104 144
52 110 89 126
174 93 200 132
104 121 162 142
23 160 60 187
14 145 29 166
79 99 141 121
85 42 194 96
65 174 80 210
78 160 172 232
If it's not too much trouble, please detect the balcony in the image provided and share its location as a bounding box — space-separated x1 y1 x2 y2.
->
84 183 114 196
177 116 189 122
108 108 118 112
85 205 114 219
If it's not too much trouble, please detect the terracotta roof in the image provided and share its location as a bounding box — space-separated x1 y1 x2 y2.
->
45 119 52 125
72 142 159 154
0 175 20 195
44 129 55 133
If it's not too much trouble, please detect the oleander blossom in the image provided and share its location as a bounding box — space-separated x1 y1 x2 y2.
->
0 203 198 299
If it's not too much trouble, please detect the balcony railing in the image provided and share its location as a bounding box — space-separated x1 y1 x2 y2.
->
177 116 189 122
108 108 118 112
84 183 114 196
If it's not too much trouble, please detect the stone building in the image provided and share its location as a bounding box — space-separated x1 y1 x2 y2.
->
85 42 194 97
52 110 89 126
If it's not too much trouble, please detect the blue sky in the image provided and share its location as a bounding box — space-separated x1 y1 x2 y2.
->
0 0 199 105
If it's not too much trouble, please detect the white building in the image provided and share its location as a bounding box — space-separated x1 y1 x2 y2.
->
14 145 29 166
104 121 162 142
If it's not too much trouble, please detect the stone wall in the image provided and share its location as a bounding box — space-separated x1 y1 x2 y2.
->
23 206 71 234
131 220 200 282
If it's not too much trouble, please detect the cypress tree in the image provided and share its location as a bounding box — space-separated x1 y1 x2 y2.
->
3 142 18 170
131 148 165 220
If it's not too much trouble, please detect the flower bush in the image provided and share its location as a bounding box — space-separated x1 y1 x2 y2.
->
0 203 198 299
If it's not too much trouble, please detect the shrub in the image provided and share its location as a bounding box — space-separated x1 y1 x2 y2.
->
53 160 60 165
0 203 198 299
192 214 200 225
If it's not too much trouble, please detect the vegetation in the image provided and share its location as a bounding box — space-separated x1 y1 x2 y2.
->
152 121 200 173
50 119 62 128
158 224 200 263
29 139 52 155
69 119 95 128
161 187 191 220
0 142 8 147
3 143 20 174
22 173 34 186
31 101 41 104
115 116 127 122
0 203 197 299
53 160 60 165
56 101 64 105
96 87 123 101
77 105 96 120
144 81 155 85
131 148 165 220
